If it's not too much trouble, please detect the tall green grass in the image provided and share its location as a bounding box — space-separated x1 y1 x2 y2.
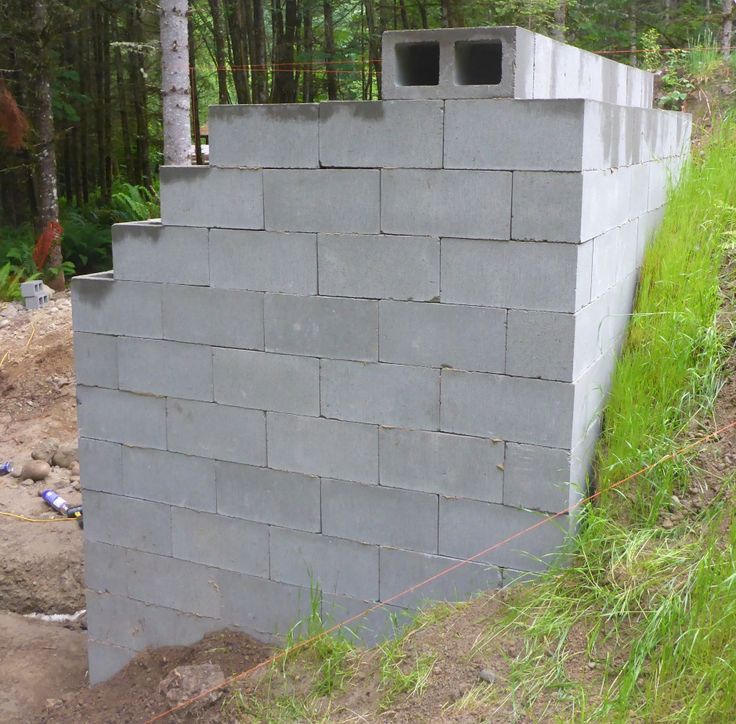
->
476 120 736 722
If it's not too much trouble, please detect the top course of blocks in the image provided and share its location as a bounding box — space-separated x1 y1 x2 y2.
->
381 26 653 107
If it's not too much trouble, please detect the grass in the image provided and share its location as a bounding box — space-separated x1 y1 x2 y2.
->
471 119 736 721
377 636 437 710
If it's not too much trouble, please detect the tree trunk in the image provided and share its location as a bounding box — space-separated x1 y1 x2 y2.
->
323 0 338 100
302 0 313 102
723 0 735 58
160 0 192 165
553 0 567 41
209 0 231 103
129 1 151 187
251 0 268 102
398 0 409 29
112 22 134 181
225 0 251 103
29 0 64 289
188 14 203 164
364 0 381 100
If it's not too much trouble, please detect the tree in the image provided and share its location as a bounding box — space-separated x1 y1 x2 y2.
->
723 0 735 58
30 0 65 290
160 0 191 165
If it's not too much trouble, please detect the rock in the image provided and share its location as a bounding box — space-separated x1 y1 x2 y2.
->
587 661 597 670
20 460 51 481
661 518 674 529
52 445 79 469
0 318 9 329
45 698 62 710
70 461 80 476
158 663 225 707
71 480 81 491
42 283 55 299
21 478 35 486
31 438 60 463
478 668 496 684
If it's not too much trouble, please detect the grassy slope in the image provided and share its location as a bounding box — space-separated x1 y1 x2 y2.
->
227 121 736 723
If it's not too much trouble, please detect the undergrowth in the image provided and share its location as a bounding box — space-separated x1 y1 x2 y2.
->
475 120 736 721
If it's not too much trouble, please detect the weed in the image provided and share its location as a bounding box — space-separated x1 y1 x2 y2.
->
377 636 437 710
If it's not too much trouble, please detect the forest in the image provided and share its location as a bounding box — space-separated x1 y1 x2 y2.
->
0 0 734 295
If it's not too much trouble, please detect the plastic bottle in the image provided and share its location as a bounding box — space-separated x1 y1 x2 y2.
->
0 462 14 476
39 489 71 515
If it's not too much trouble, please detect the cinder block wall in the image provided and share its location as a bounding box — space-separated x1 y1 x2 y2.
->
72 26 691 683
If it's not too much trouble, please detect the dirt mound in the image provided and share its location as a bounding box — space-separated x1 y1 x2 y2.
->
40 630 271 724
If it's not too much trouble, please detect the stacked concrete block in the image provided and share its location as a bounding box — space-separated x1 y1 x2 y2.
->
21 280 49 310
72 26 691 683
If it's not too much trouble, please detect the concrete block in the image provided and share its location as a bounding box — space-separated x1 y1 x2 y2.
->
439 497 569 571
73 332 118 389
591 220 639 299
381 26 534 101
512 169 632 242
582 102 634 169
216 462 320 532
163 284 264 350
79 438 123 494
440 370 574 448
210 229 317 295
637 206 665 266
506 309 575 382
321 360 439 429
84 541 127 595
112 221 209 285
220 571 312 637
265 294 377 361
86 591 221 653
504 443 575 513
571 349 617 448
167 398 266 466
263 169 380 234
72 274 162 338
118 337 213 401
381 169 512 239
83 490 172 556
214 348 319 416
125 548 222 618
441 237 593 313
648 159 670 210
319 100 443 168
317 233 439 301
379 300 506 373
172 507 269 576
379 427 503 502
270 527 379 600
322 478 438 553
627 163 650 219
122 447 216 512
77 386 166 449
88 638 135 685
267 412 378 483
208 103 319 168
160 166 263 229
379 547 501 607
534 35 629 107
444 99 586 171
20 279 43 296
23 291 49 309
321 593 409 645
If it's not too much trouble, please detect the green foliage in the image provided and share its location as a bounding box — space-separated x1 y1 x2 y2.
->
659 49 696 110
640 28 663 72
377 637 437 711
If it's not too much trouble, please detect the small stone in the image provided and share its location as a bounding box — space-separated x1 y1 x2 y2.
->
478 668 496 684
70 461 80 476
72 480 81 491
46 698 62 710
0 319 9 329
20 460 51 481
31 437 60 463
661 518 674 529
587 661 597 670
671 495 681 506
21 478 35 486
52 444 79 469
